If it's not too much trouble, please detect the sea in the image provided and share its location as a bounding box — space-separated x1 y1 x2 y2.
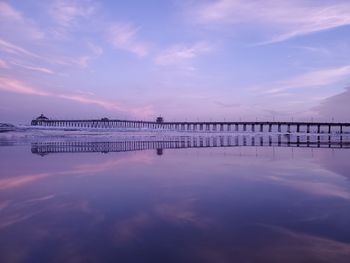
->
1 128 350 262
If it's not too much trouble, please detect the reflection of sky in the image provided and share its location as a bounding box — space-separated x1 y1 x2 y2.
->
1 145 350 261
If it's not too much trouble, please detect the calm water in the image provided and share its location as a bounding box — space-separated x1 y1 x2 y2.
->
1 132 350 262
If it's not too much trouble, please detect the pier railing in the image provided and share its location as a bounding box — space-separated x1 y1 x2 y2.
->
31 118 350 134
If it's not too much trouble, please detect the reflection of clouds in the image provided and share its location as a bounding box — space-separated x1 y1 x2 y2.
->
113 212 151 243
316 150 350 180
266 175 350 200
0 197 105 262
156 203 198 224
0 195 56 229
0 152 154 191
25 194 56 203
0 211 41 229
224 153 350 201
0 172 50 190
0 152 154 235
112 199 209 245
1 146 350 261
154 200 210 228
0 200 11 211
195 224 350 263
70 153 154 176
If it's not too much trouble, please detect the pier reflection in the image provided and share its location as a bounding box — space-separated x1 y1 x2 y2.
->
31 134 350 156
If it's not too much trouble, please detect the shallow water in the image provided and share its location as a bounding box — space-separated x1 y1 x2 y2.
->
1 132 350 262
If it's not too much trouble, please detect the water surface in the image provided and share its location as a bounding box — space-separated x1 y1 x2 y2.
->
1 132 350 262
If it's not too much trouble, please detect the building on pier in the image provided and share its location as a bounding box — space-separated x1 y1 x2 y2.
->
156 116 164 123
31 114 49 125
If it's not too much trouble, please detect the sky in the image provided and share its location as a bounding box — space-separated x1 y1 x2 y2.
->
0 0 350 124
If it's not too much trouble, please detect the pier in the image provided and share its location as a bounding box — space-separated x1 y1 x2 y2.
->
31 115 350 134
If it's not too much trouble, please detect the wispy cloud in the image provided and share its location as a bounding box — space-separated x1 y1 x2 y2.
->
108 23 149 57
0 38 101 70
213 101 240 109
0 77 154 118
314 87 350 121
60 41 104 68
0 38 40 58
87 42 103 56
265 66 350 94
155 42 211 66
0 2 22 20
0 77 50 96
0 2 44 39
0 59 9 69
49 0 97 27
190 0 350 43
11 61 54 74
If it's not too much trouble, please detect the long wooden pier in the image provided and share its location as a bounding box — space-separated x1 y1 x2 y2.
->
31 115 350 134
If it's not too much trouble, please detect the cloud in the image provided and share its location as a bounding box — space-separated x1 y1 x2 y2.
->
0 2 44 39
0 59 9 69
155 42 211 66
190 0 350 43
0 38 40 58
314 87 350 121
87 42 103 56
57 42 103 68
11 62 54 74
108 23 149 57
213 101 240 108
0 77 50 96
264 65 350 94
0 2 22 20
0 38 101 70
0 77 154 118
49 0 97 27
